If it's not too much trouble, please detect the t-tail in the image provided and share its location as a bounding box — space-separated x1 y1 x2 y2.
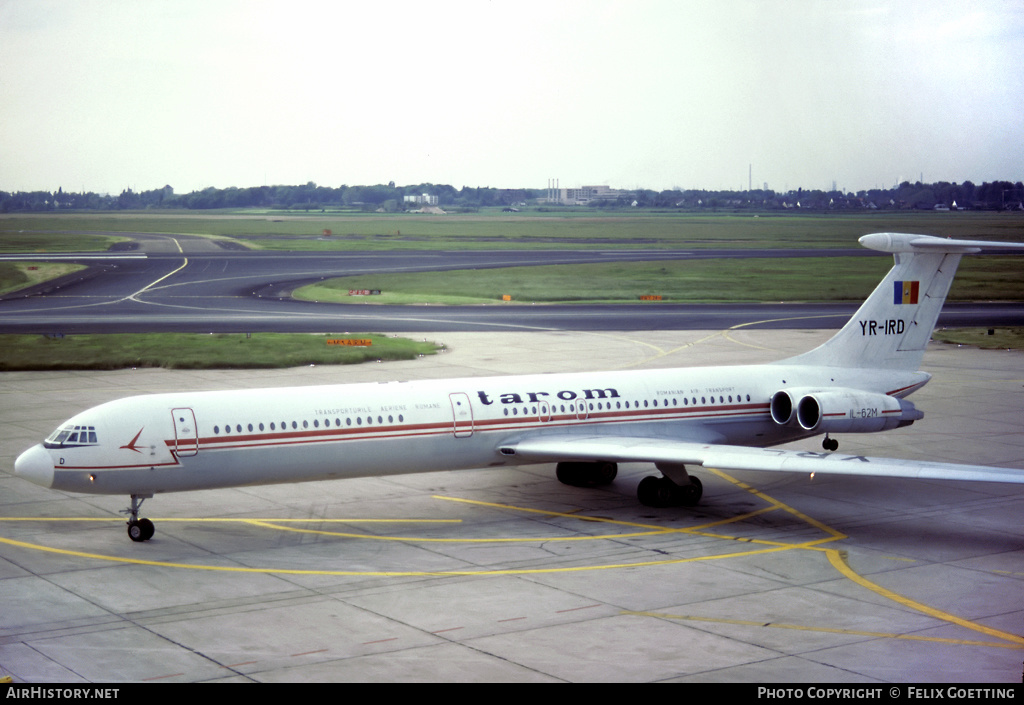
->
782 233 1024 371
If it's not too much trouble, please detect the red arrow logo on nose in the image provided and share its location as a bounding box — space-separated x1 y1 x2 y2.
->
120 428 145 453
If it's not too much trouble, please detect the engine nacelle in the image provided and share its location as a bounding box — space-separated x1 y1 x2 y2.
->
771 387 923 434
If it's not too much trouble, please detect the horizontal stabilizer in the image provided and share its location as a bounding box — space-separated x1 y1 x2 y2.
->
859 232 1024 254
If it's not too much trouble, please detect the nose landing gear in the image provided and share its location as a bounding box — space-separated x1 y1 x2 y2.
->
121 494 155 542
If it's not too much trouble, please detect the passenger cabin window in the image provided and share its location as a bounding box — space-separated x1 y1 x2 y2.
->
210 411 410 438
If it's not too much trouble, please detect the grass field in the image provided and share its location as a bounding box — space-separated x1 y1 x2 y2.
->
931 327 1024 349
3 209 1023 252
0 333 440 371
0 262 87 295
294 256 1024 305
0 228 128 253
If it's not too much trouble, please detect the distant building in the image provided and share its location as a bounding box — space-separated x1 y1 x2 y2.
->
543 183 625 205
404 193 438 206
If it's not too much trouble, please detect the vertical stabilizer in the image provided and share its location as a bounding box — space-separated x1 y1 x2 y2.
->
781 233 1024 371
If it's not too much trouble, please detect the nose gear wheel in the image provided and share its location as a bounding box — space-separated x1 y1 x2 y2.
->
121 494 155 542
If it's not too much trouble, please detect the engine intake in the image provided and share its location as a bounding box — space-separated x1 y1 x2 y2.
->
770 390 795 425
771 387 922 434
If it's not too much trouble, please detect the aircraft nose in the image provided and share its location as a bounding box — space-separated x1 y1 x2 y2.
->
14 445 55 489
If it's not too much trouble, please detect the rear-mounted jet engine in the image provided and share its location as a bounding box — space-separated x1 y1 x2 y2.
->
770 387 923 436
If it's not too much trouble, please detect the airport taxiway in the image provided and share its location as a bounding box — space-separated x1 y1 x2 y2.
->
3 234 1023 334
0 237 872 334
1 329 1022 683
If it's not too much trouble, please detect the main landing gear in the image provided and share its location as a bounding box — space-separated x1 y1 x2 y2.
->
555 461 704 509
556 461 619 488
121 494 155 542
637 474 703 508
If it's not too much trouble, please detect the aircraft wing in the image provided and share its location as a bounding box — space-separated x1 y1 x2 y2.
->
501 436 1024 484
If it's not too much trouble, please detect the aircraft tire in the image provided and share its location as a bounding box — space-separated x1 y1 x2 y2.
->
678 476 703 506
637 476 677 508
590 461 618 486
556 461 617 487
556 462 581 486
127 518 155 542
638 475 702 507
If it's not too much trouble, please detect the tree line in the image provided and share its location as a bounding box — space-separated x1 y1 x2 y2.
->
609 180 1024 211
0 182 535 212
1 179 1021 213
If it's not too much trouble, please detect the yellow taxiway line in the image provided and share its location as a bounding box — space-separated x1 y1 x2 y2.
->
0 467 1020 649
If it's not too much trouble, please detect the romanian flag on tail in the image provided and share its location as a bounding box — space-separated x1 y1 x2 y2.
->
894 280 919 304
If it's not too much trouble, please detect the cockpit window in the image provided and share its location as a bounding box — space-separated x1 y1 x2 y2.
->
44 424 99 449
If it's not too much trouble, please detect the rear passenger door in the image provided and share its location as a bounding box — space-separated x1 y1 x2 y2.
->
448 393 474 438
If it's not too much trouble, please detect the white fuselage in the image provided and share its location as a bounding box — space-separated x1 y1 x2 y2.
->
28 363 927 497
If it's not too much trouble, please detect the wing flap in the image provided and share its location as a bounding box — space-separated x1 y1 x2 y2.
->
502 436 1024 484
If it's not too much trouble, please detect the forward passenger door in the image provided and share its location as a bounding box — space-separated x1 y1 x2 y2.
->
171 408 199 457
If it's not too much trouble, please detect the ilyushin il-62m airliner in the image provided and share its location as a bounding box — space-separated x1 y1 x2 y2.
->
14 233 1024 541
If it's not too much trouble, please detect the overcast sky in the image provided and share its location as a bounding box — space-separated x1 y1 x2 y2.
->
2 0 1022 195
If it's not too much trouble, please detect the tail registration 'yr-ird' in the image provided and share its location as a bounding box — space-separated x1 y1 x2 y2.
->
14 233 1024 541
